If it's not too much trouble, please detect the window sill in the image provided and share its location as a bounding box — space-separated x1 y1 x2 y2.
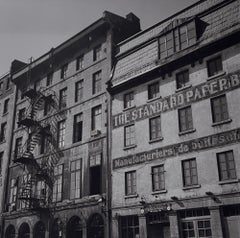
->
219 179 239 185
178 128 196 136
175 84 192 93
149 137 164 144
212 118 232 127
147 96 162 103
152 189 167 195
207 71 226 81
123 145 137 150
125 194 138 199
123 105 136 112
182 184 201 190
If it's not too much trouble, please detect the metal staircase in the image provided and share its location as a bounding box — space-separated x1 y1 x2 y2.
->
13 85 65 210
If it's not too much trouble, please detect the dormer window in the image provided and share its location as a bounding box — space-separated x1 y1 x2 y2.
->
159 19 197 59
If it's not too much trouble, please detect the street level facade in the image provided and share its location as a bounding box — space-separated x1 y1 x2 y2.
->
109 0 240 238
2 11 140 238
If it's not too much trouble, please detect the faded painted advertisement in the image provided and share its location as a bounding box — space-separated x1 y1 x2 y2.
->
113 128 240 169
112 71 240 128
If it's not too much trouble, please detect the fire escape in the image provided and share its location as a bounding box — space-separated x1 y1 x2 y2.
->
13 81 65 211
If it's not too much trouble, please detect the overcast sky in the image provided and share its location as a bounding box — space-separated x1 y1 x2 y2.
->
0 0 196 75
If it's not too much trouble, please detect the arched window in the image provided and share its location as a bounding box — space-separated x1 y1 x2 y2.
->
33 221 45 238
18 223 30 238
66 216 83 238
87 213 104 238
5 225 15 238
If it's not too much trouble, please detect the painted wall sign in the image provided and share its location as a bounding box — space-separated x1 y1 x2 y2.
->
112 71 240 128
113 128 240 170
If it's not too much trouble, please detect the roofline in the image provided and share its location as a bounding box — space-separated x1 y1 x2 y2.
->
12 14 109 78
117 0 218 47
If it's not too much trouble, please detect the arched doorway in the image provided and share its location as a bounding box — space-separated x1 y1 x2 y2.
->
33 221 45 238
5 225 15 238
66 216 83 238
18 223 30 238
87 213 104 238
51 218 63 238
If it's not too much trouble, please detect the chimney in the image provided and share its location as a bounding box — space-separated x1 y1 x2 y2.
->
126 12 141 31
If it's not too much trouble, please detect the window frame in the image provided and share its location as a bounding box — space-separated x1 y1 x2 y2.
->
92 71 102 95
124 124 136 148
3 98 9 114
73 113 83 143
182 158 198 187
152 164 165 192
178 106 194 133
0 122 7 142
125 170 137 196
75 80 84 102
70 159 82 199
57 120 66 148
176 70 190 89
123 91 134 109
149 116 162 141
60 64 68 79
91 105 102 131
76 55 84 71
52 164 64 202
59 87 67 110
217 150 237 181
211 94 229 124
93 45 101 61
207 56 223 77
46 72 53 86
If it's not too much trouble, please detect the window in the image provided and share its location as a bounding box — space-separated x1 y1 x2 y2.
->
14 137 22 159
53 164 63 202
180 208 212 238
92 71 102 94
149 116 161 141
60 64 68 79
46 72 53 86
178 106 193 132
0 82 3 91
44 101 51 116
93 45 101 61
57 120 66 148
19 174 31 209
124 125 135 147
91 105 102 131
125 171 136 195
124 92 134 109
70 159 81 199
152 165 165 191
176 70 189 89
211 95 229 123
0 122 7 142
182 158 198 187
76 55 84 71
89 153 101 195
40 127 49 154
3 98 9 114
73 113 83 143
0 152 3 175
59 88 67 110
9 178 18 206
120 216 139 238
6 77 10 90
148 82 159 100
159 21 196 59
75 80 83 102
217 151 236 181
18 108 25 127
207 56 223 77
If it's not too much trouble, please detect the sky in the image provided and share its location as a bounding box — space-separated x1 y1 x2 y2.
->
0 0 196 76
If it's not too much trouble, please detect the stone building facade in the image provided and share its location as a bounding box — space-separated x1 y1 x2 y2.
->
2 11 140 238
0 71 17 235
109 0 240 238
